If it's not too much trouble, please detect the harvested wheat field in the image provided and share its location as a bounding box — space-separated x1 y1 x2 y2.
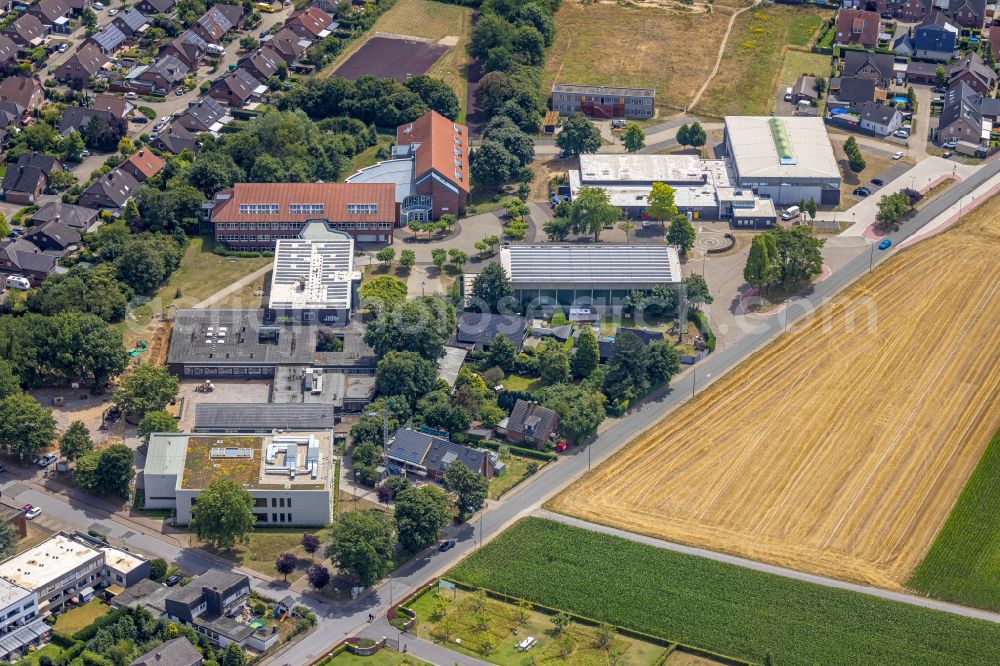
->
550 206 1000 589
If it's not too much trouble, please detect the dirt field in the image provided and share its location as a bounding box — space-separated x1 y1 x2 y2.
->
550 206 1000 588
542 0 738 112
334 36 448 83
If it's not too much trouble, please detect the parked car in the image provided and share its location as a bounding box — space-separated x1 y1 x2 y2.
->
853 187 871 197
554 440 568 452
438 539 457 552
57 43 68 53
165 574 183 587
36 454 57 468
108 8 118 15
25 507 42 520
942 152 953 159
124 91 138 100
932 86 946 94
871 178 884 186
94 1 104 7
892 151 904 160
879 238 892 250
131 116 148 123
22 504 32 512
893 129 909 138
81 149 91 157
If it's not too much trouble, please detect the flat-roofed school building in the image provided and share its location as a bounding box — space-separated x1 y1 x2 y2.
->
551 84 655 119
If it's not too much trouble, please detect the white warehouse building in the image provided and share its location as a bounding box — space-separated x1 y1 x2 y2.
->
724 116 841 206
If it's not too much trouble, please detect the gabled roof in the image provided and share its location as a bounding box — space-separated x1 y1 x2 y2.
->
506 400 560 440
238 46 281 79
24 221 81 249
28 0 70 24
0 35 17 65
456 311 527 347
129 638 202 666
91 24 128 52
114 8 149 34
0 76 42 111
195 6 234 41
59 107 118 136
835 76 876 103
137 0 176 13
949 52 997 89
58 42 109 78
949 0 985 20
92 93 132 120
793 75 818 100
5 13 46 45
939 81 982 130
385 428 489 476
178 96 227 130
153 123 199 154
2 153 61 194
148 54 190 83
210 69 261 102
211 3 244 27
835 8 881 45
210 182 396 223
396 110 469 194
287 6 332 37
856 101 901 125
30 201 98 230
267 27 309 60
163 30 208 65
0 239 56 274
122 149 165 179
81 169 140 207
842 50 895 80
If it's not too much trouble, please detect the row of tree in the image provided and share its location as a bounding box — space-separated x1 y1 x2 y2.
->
472 116 536 186
843 136 866 175
743 226 827 294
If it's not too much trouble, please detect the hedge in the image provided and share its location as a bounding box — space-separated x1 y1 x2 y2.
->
688 309 716 352
213 245 274 258
478 439 557 461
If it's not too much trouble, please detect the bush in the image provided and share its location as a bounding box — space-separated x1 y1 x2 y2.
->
149 558 168 581
688 309 716 352
138 106 156 119
478 440 557 461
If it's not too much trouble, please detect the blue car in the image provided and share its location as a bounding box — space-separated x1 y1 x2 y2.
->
879 239 892 250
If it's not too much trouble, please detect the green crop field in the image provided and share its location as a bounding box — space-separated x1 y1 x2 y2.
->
450 518 1000 666
909 426 1000 611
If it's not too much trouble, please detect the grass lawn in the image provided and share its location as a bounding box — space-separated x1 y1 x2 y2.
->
778 49 834 87
53 599 110 636
348 134 396 175
408 586 668 665
696 6 829 117
501 374 542 393
202 527 331 581
116 235 271 348
449 517 1000 666
18 644 65 666
320 648 431 665
908 426 1000 611
831 140 905 210
488 456 544 500
543 1 734 113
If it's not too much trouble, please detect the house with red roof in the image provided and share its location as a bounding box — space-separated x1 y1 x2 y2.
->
835 8 881 48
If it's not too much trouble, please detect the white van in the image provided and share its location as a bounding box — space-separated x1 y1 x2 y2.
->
784 87 793 102
5 276 30 290
780 205 800 221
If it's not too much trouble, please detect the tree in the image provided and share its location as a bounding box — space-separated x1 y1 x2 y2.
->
907 86 917 110
240 35 259 51
275 553 297 581
448 248 468 269
0 360 18 402
622 123 645 152
149 558 168 582
543 216 571 241
307 564 331 589
113 365 179 417
359 275 408 314
686 122 707 149
814 76 827 97
618 220 636 243
76 444 135 497
543 384 606 444
375 351 439 407
676 123 691 148
0 520 18 560
399 249 416 270
364 297 455 360
486 333 516 372
571 325 599 379
767 226 826 284
301 533 321 559
682 273 713 306
62 130 85 162
376 247 395 266
646 339 680 386
81 7 97 32
472 140 520 185
743 234 773 294
137 410 179 445
483 121 534 166
189 478 255 550
667 215 696 255
0 393 57 462
602 331 649 405
935 65 948 87
222 643 246 666
537 341 570 385
806 197 818 220
647 182 677 225
431 248 448 271
405 75 461 120
325 509 396 586
570 187 619 241
394 484 452 553
470 262 513 312
123 198 140 225
552 612 571 635
556 112 601 156
417 389 472 434
443 461 488 518
118 136 136 157
60 420 94 462
847 150 866 174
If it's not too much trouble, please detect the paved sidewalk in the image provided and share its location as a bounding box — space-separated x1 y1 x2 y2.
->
358 617 492 666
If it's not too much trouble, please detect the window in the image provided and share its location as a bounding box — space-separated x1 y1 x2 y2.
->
357 222 369 230
287 498 292 507
347 203 377 214
272 512 278 522
239 222 248 230
238 203 279 214
280 222 288 230
289 203 324 214
271 222 279 230
279 497 285 508
271 498 277 508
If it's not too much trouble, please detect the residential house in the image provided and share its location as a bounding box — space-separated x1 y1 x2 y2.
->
160 30 209 69
384 428 496 481
886 0 931 21
129 638 203 666
92 92 134 123
828 76 877 109
266 27 309 63
175 96 229 132
207 68 264 107
892 33 914 58
948 0 985 28
501 399 560 447
55 42 108 88
64 0 93 16
23 221 81 254
0 35 17 73
29 201 98 230
5 13 47 48
161 571 276 649
192 5 234 43
90 24 128 53
835 8 881 48
237 46 281 82
211 3 245 29
0 239 57 283
906 60 941 85
136 0 176 14
857 101 904 135
127 54 189 93
1 153 62 204
0 102 18 130
0 76 44 119
119 149 165 182
78 168 140 209
842 50 895 87
311 0 338 12
990 27 1000 65
28 0 70 33
455 311 527 350
937 81 989 147
913 11 958 61
59 106 127 140
792 75 818 104
152 123 200 154
948 53 996 95
112 8 149 38
285 7 334 40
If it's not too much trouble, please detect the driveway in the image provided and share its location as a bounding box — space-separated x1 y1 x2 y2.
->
389 212 503 263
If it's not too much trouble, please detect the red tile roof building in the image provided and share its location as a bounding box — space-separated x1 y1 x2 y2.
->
835 8 881 48
397 110 468 219
120 149 165 182
209 182 398 250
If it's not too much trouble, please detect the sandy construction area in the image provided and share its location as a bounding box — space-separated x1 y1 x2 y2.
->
551 208 1000 588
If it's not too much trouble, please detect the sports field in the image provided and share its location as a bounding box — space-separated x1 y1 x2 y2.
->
550 206 1000 588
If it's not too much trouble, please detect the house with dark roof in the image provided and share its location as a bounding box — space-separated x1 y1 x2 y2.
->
937 81 990 148
501 400 560 447
127 55 189 93
990 27 1000 64
835 8 881 48
285 6 334 40
28 0 70 31
857 101 904 136
192 5 234 42
119 149 165 182
55 42 108 88
92 93 133 122
59 106 127 139
0 76 44 119
113 8 149 37
162 571 277 649
129 638 202 666
237 46 281 82
211 4 244 29
0 35 17 73
64 0 94 16
5 13 46 48
875 0 930 21
136 0 176 14
90 23 127 53
207 68 264 107
948 52 996 95
151 123 200 154
842 50 895 87
265 27 309 63
455 311 527 350
159 30 208 69
792 75 818 104
23 221 81 254
77 168 139 209
828 76 877 109
913 11 958 61
29 201 98 230
385 428 496 481
175 96 229 132
1 153 62 204
892 33 914 58
949 0 985 28
0 239 58 283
